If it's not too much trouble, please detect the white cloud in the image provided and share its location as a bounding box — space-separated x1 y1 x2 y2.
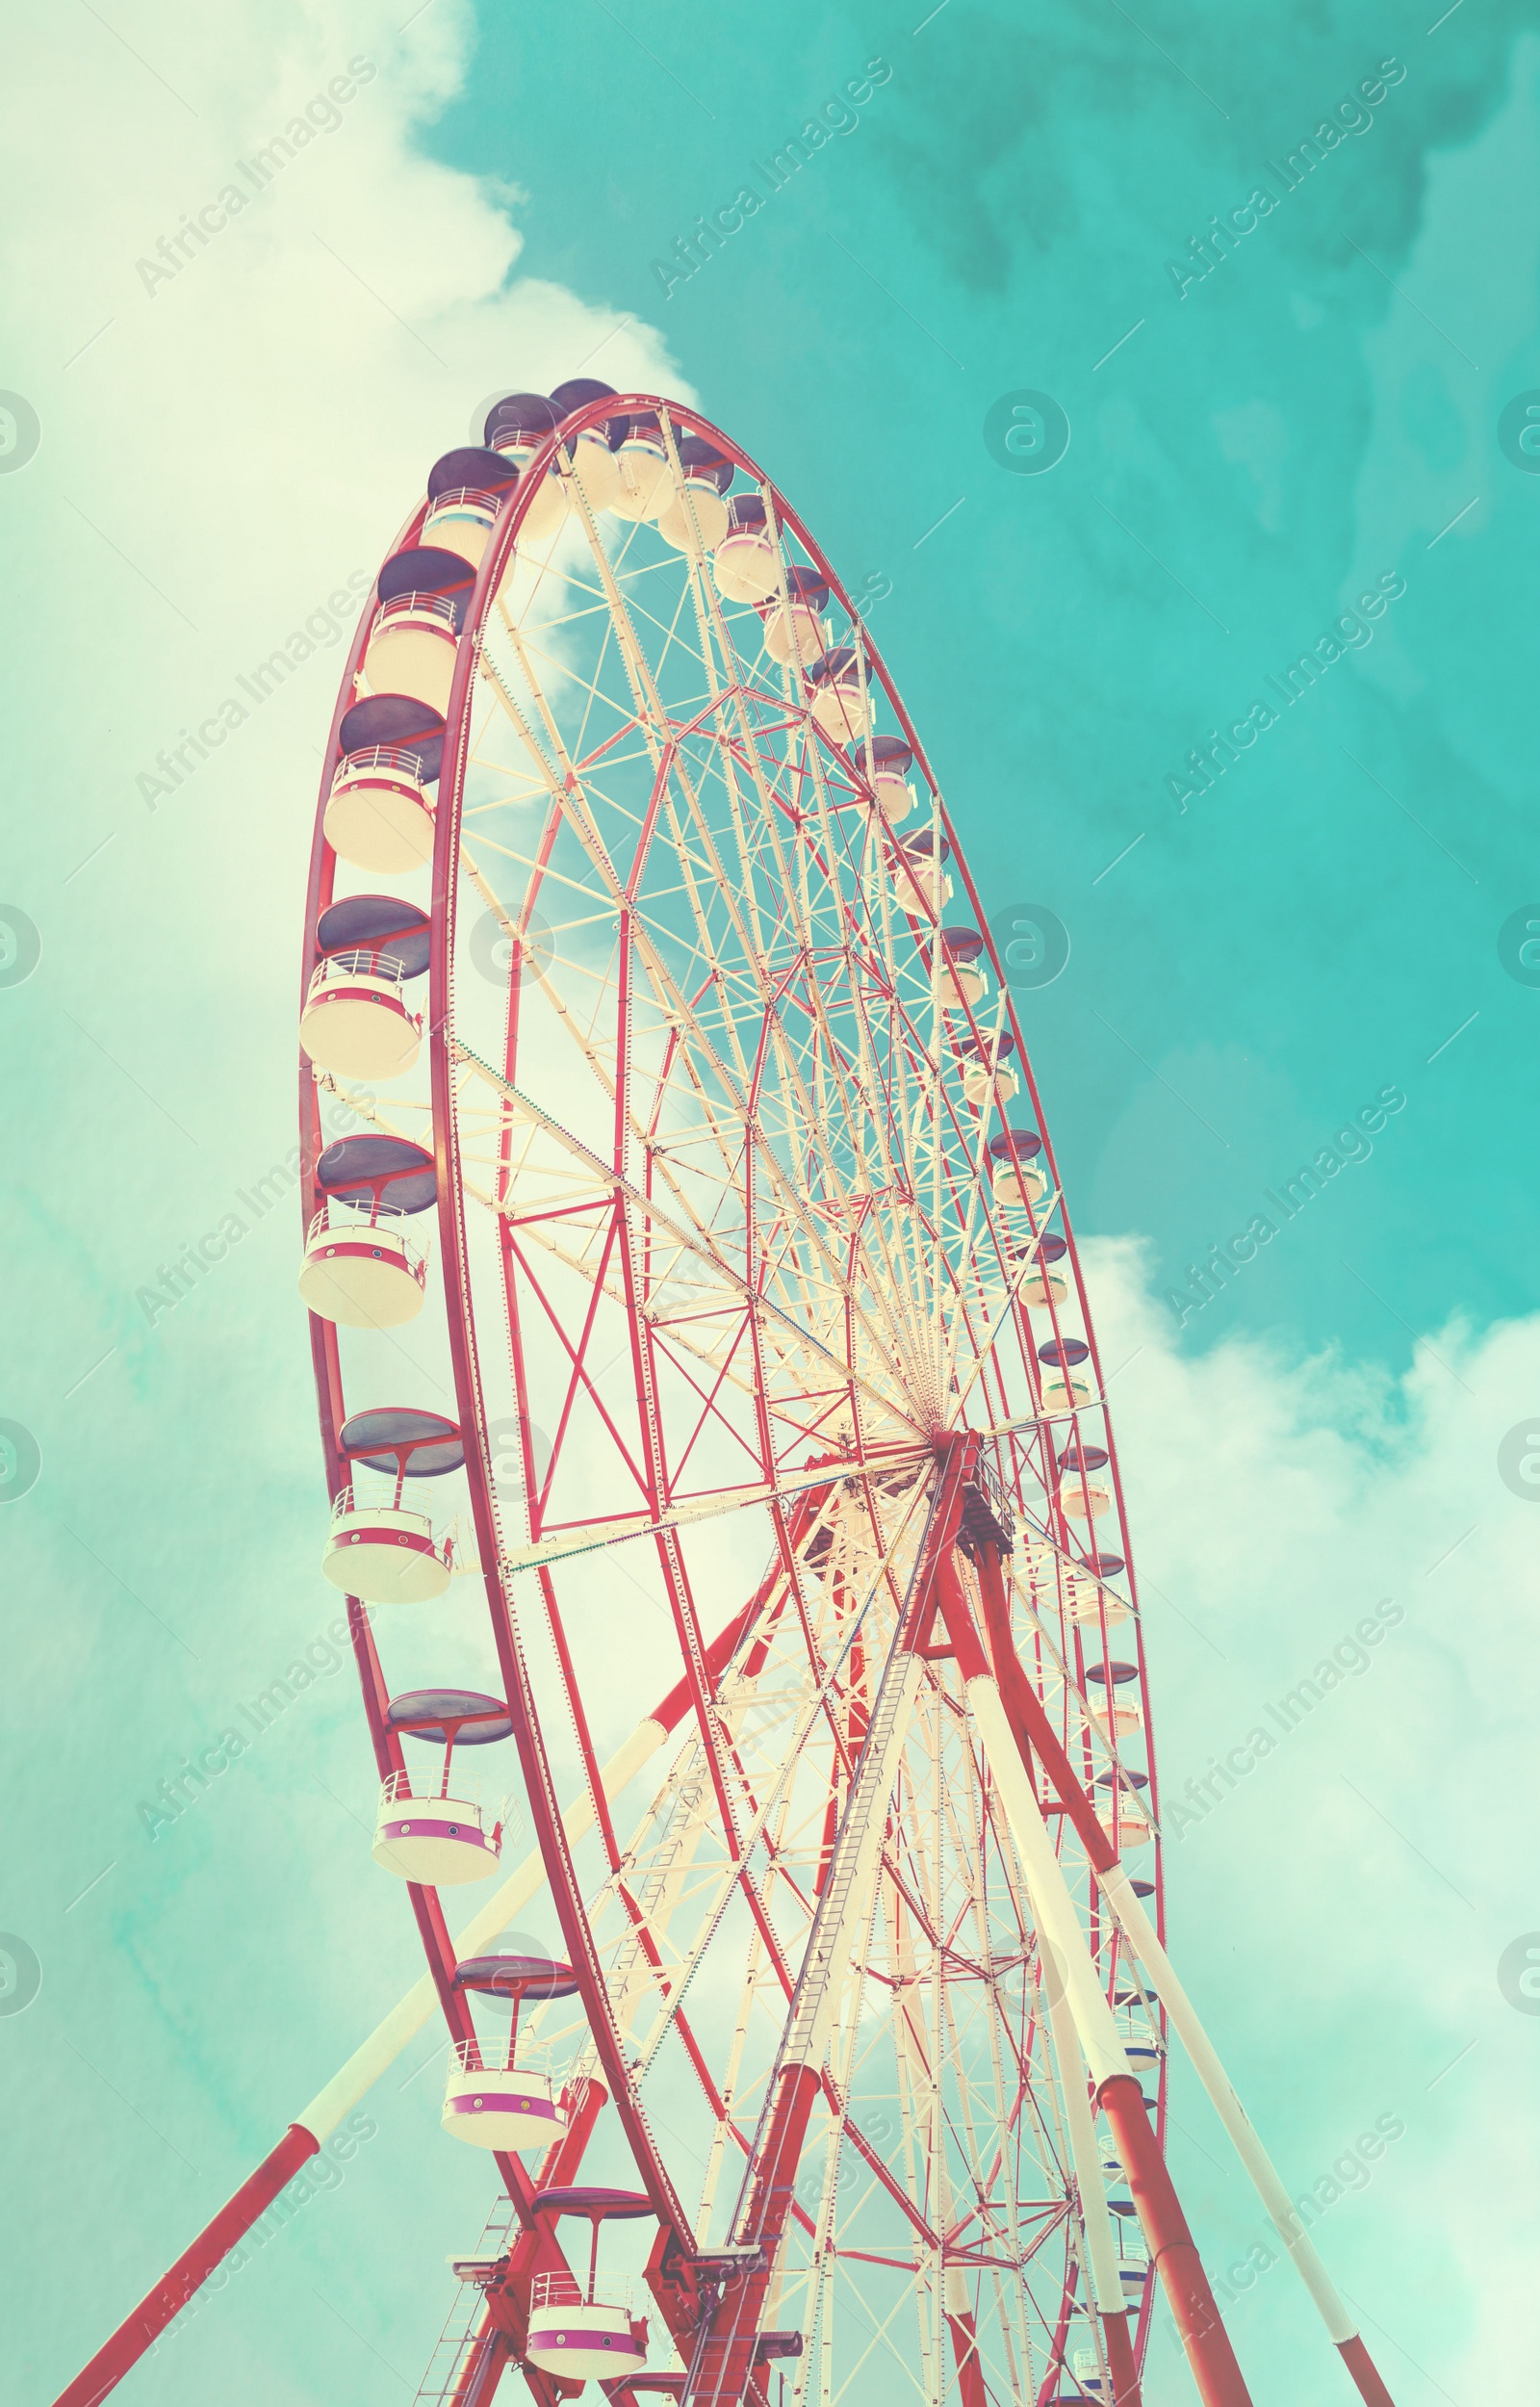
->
2 10 688 2400
1080 1234 1538 2395
7 0 685 998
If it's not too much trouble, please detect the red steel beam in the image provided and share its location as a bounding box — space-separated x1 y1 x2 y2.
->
944 2299 989 2407
1103 2307 1143 2407
449 2307 512 2407
53 2123 321 2407
684 2059 823 2407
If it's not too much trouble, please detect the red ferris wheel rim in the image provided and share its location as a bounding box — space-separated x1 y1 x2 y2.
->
45 385 1399 2407
298 391 1168 2391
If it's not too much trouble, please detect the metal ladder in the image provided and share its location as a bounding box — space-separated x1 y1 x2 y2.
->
780 1627 915 2068
411 2190 520 2406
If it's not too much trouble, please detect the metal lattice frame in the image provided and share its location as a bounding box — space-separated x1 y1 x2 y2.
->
53 395 1399 2407
307 398 1168 2404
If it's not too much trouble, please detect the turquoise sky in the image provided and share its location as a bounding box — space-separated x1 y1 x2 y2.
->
4 4 1537 2403
428 0 1540 1366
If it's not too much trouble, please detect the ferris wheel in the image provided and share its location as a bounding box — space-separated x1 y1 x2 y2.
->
58 391 1398 2407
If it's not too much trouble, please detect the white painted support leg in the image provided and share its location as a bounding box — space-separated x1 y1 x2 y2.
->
1040 1946 1134 2328
962 1675 1133 2087
296 1718 667 2140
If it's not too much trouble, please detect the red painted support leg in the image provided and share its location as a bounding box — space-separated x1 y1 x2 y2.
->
1338 2337 1397 2407
685 2063 822 2407
945 2299 989 2407
449 2305 511 2407
1097 2078 1249 2407
53 2122 321 2407
1103 2309 1142 2406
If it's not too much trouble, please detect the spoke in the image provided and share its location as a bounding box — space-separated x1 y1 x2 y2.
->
500 1453 926 1576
